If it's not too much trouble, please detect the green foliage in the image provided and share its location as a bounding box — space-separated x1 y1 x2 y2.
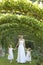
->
0 0 43 63
0 14 43 51
32 48 43 65
0 0 43 20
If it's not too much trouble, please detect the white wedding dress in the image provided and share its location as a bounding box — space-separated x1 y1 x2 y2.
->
8 48 13 60
17 39 26 63
26 51 31 62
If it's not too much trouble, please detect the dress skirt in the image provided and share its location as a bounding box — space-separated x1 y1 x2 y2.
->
17 44 26 63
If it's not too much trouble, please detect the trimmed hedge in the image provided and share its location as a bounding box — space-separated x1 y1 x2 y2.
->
0 0 43 63
0 14 43 51
0 13 43 63
0 0 43 20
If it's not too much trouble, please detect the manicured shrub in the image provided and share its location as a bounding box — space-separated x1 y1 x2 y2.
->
0 14 43 52
0 0 43 20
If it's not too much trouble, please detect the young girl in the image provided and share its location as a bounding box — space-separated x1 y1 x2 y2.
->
16 35 26 63
8 44 14 63
26 48 32 63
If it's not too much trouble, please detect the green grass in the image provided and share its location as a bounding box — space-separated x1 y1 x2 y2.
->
0 57 36 65
0 51 42 65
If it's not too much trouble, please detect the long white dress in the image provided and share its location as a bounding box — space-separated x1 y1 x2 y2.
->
8 48 14 60
26 50 31 62
17 39 26 63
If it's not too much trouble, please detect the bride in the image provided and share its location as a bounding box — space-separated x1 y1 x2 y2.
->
16 35 26 63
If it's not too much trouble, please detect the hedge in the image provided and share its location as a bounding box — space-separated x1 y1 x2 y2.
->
0 14 43 51
0 0 43 20
0 0 43 63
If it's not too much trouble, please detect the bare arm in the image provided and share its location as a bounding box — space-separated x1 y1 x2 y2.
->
23 39 25 48
15 40 19 49
16 43 19 48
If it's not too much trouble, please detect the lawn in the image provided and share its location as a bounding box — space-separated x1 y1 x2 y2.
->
0 57 37 65
0 50 43 65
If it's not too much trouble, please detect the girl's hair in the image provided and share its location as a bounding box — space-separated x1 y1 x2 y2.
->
18 35 23 38
27 48 31 51
9 44 12 47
